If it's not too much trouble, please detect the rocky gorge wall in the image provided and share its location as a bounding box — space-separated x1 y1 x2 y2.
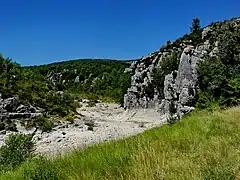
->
123 25 220 120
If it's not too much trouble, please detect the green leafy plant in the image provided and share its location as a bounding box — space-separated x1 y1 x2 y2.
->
0 133 34 172
197 20 240 108
34 116 54 132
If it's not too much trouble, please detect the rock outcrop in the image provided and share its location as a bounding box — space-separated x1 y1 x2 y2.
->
123 52 164 110
0 93 42 132
123 23 221 120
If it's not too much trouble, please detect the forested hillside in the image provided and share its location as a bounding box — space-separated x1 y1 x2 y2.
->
0 57 134 118
26 59 134 102
0 56 78 117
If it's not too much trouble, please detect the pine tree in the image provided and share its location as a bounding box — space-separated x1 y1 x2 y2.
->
191 17 201 33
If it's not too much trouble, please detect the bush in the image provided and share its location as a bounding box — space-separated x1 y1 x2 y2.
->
0 133 34 172
65 115 74 124
197 21 240 108
34 116 54 132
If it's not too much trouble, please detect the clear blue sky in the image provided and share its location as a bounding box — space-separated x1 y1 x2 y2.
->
0 0 239 66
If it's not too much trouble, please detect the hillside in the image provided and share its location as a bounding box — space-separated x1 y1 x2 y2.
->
26 59 135 102
0 106 240 179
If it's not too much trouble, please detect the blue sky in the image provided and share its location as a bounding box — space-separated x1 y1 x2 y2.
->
0 0 239 66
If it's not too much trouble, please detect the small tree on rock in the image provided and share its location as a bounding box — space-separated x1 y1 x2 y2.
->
191 17 201 33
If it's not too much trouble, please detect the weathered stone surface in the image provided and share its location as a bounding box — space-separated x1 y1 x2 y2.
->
123 36 211 119
1 97 19 112
123 19 237 120
74 75 80 83
0 95 43 132
209 41 219 57
124 93 138 109
164 71 177 100
124 52 162 109
124 68 132 73
202 26 213 39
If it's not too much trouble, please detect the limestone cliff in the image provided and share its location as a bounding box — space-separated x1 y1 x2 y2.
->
124 17 240 120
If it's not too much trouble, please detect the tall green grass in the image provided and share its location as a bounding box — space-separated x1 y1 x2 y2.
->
1 107 240 180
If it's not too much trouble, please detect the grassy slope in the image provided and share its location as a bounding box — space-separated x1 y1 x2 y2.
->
1 107 240 180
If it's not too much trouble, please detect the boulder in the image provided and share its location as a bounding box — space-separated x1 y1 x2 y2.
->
74 76 80 83
124 93 138 109
124 68 132 73
0 97 19 112
16 105 28 113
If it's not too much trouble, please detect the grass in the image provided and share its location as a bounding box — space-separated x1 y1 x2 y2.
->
1 107 240 179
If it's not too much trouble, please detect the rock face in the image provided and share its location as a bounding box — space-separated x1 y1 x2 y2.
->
123 52 163 109
0 93 42 132
124 24 220 119
157 45 203 119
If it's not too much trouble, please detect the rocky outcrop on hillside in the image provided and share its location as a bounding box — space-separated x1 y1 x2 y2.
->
123 19 230 119
0 93 42 132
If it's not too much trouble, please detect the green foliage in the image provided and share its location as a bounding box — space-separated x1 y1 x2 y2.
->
220 77 240 106
34 116 54 132
198 56 227 97
218 22 240 75
0 56 79 117
27 59 132 103
0 133 34 172
198 20 240 108
196 90 220 110
1 56 130 117
44 91 78 117
64 115 75 124
190 17 201 33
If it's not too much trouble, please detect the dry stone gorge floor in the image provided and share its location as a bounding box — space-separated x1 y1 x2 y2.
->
1 102 167 156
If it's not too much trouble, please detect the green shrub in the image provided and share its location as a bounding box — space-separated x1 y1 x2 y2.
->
34 116 53 132
197 20 240 108
65 115 74 124
0 133 34 172
50 105 68 117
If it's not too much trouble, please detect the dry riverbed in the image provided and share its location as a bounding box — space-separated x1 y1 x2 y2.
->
0 102 166 156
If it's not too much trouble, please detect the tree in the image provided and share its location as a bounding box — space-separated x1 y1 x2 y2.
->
191 17 201 33
197 20 240 107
